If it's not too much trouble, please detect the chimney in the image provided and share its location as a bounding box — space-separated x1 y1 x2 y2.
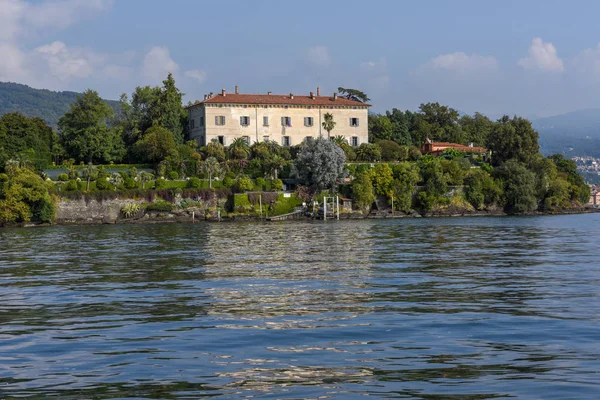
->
290 93 294 99
209 92 213 98
268 91 272 95
310 91 314 99
235 85 239 94
204 94 208 100
333 92 338 100
221 88 226 97
317 87 321 96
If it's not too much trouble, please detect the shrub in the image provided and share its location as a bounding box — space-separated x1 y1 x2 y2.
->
222 176 235 188
187 177 202 188
95 177 111 190
123 177 138 189
168 171 179 180
254 177 266 190
0 173 8 183
32 197 56 223
237 177 254 192
121 202 142 218
146 201 174 212
155 177 167 189
272 178 283 191
65 180 79 191
57 173 69 182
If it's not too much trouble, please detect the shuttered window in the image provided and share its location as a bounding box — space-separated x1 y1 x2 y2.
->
215 116 225 125
304 117 314 127
350 117 359 127
240 116 250 126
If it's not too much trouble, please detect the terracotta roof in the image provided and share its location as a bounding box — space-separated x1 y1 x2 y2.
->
186 93 370 108
430 142 488 152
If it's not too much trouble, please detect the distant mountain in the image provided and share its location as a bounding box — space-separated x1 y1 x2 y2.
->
533 109 600 157
0 82 118 129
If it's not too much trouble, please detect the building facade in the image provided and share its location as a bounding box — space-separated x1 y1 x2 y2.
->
186 87 369 147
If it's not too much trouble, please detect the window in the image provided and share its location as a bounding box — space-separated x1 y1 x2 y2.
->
240 116 250 126
263 135 269 142
217 136 225 145
242 136 250 145
281 116 292 127
215 116 225 126
350 117 360 127
304 117 314 127
263 116 269 126
351 136 359 147
190 119 195 129
282 136 291 146
199 116 204 127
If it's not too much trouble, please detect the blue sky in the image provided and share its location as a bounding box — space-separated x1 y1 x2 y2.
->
2 0 600 118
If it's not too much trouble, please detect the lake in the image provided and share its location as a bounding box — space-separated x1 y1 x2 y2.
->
1 215 599 399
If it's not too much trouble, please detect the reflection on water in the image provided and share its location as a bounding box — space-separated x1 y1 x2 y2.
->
1 215 600 399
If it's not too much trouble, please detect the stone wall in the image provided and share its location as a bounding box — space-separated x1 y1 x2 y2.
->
56 198 144 224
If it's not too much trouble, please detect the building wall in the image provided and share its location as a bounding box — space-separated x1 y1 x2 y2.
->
188 103 368 147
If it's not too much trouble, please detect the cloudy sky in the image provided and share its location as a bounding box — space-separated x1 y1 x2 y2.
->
1 0 600 118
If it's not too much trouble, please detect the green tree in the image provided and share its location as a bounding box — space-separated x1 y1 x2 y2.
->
0 112 54 171
337 87 370 103
352 172 375 213
391 162 420 213
293 137 346 190
156 73 186 144
368 114 393 142
369 164 394 197
548 154 590 204
355 143 382 162
0 166 55 224
494 159 538 213
459 112 494 147
377 140 407 161
134 126 178 164
322 112 336 138
418 102 463 143
58 90 125 163
487 116 540 167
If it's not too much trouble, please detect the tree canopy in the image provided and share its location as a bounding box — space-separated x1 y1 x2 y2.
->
293 137 346 190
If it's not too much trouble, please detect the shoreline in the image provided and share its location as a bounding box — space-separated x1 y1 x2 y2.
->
8 206 600 229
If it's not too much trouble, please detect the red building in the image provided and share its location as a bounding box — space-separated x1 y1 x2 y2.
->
421 138 489 157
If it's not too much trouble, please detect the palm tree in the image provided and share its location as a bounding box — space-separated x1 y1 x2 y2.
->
202 157 221 188
331 135 348 146
322 113 336 138
109 173 123 190
267 154 285 180
82 163 98 191
229 137 251 160
139 171 154 189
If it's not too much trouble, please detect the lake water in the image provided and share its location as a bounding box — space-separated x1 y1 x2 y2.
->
1 215 599 399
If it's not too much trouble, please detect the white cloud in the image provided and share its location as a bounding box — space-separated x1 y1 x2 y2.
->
518 37 564 73
35 41 94 81
429 52 497 73
0 0 114 89
572 44 600 81
184 69 207 84
307 45 331 67
141 46 179 83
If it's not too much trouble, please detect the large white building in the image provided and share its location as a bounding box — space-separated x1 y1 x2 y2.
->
186 86 370 147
